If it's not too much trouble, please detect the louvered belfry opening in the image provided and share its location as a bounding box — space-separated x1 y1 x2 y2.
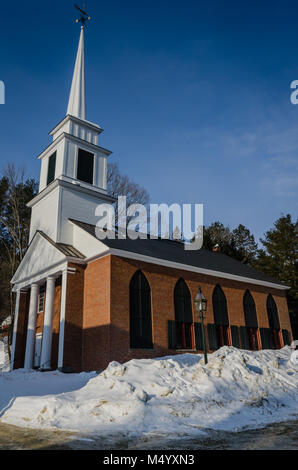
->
129 270 153 349
174 278 194 349
266 294 281 349
243 290 259 351
212 284 230 347
46 151 57 186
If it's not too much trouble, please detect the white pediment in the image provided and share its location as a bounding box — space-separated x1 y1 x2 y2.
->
11 232 67 291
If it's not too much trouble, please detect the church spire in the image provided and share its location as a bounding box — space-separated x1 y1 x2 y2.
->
67 25 86 120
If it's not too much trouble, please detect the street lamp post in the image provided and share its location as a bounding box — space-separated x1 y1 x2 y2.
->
194 287 208 365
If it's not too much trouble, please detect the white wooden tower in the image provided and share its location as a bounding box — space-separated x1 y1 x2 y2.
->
10 19 114 371
28 25 114 246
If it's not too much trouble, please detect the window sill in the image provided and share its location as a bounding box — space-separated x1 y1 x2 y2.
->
129 348 154 351
176 349 196 352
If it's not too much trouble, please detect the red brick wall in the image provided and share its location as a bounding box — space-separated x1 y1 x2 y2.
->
13 254 293 373
63 264 85 372
81 256 111 371
107 255 292 367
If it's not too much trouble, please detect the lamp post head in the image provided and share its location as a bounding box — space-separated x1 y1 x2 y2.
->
194 287 208 365
194 287 207 313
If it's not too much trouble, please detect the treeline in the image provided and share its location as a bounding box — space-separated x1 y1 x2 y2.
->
203 218 298 302
0 165 38 326
203 217 298 337
0 165 297 336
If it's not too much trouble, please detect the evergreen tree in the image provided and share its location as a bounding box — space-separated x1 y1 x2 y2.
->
232 224 258 265
203 221 257 264
254 214 298 303
203 221 233 253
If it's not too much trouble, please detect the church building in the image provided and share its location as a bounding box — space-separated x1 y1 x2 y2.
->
10 25 293 373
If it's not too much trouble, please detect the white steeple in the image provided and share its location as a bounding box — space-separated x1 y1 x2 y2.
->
67 26 86 119
27 20 114 246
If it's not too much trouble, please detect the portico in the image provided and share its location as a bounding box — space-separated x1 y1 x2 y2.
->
10 229 86 371
12 276 63 371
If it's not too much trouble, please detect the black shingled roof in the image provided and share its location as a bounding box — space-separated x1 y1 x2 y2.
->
70 219 287 288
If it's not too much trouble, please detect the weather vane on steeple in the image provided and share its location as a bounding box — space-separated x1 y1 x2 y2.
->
74 3 91 27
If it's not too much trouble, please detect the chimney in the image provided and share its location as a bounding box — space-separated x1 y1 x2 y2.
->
213 244 220 252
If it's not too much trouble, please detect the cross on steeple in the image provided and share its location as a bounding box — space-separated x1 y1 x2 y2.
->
74 3 91 27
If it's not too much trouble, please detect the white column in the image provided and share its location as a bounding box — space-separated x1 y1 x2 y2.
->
10 289 21 371
40 276 56 370
24 284 39 369
58 269 68 369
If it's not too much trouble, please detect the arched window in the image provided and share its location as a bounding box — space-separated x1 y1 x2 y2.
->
212 285 230 347
129 270 153 349
243 290 259 350
174 278 193 322
266 294 281 349
174 279 193 349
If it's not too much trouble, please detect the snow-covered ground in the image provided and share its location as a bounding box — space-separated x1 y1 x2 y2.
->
0 347 297 437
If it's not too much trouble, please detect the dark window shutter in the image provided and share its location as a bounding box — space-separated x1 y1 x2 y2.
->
260 327 273 349
168 320 177 349
194 322 204 350
231 325 240 348
240 326 250 349
77 148 94 184
47 151 56 185
282 329 291 346
207 323 218 350
269 330 275 349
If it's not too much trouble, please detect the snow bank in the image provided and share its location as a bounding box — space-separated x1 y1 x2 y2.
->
0 341 5 366
1 316 11 327
0 338 10 372
0 347 297 436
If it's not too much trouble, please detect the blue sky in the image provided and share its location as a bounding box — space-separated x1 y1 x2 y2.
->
0 0 297 243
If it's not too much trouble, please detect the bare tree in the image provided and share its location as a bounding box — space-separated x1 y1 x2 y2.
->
0 164 38 353
107 162 150 226
108 162 149 205
0 164 36 268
